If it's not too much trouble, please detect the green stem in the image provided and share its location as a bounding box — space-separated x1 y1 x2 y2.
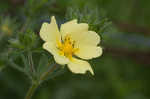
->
25 82 39 99
28 52 35 75
40 65 57 83
25 64 57 99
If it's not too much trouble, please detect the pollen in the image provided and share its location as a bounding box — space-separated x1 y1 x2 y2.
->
57 35 79 60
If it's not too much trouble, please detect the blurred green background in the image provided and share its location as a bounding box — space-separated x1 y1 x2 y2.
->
0 0 150 99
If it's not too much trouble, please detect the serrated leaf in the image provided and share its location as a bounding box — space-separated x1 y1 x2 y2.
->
8 51 23 60
9 39 25 49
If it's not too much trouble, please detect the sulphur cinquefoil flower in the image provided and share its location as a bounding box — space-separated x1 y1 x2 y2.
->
40 16 102 75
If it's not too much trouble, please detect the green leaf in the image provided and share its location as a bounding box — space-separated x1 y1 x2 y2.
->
66 6 112 34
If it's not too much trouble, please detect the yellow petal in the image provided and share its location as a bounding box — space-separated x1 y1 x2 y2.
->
71 30 102 59
60 20 88 39
43 42 55 54
75 46 102 60
77 31 100 46
40 16 60 43
69 31 100 48
43 42 69 65
68 58 94 75
54 54 69 65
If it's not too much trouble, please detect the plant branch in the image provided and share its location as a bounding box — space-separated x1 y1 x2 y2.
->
25 64 57 99
28 52 35 74
25 82 39 99
40 64 57 83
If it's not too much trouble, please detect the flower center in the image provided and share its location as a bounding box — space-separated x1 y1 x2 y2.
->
57 35 79 60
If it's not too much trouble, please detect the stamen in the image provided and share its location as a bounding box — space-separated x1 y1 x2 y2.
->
57 35 79 60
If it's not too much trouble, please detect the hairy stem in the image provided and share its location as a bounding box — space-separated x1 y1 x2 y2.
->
28 52 35 75
40 65 57 83
25 64 57 99
25 82 39 99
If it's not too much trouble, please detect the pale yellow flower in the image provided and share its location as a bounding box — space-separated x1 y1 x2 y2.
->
40 16 102 75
